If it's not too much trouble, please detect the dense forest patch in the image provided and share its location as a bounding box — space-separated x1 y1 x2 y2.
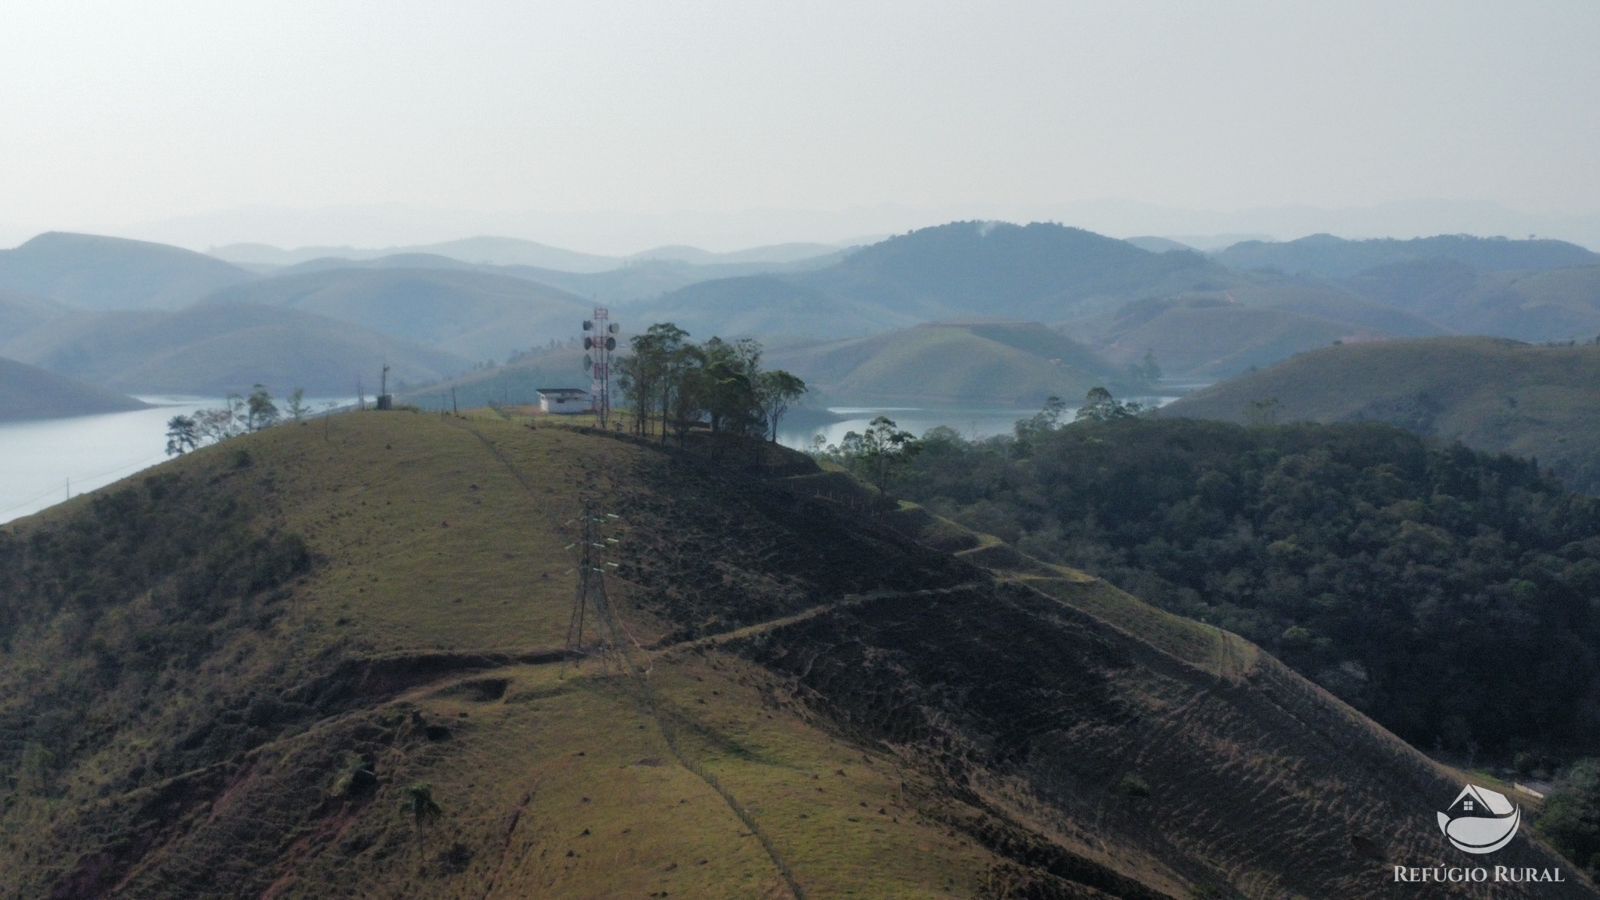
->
894 416 1600 759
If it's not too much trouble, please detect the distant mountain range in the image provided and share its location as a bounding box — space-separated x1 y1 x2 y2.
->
208 235 851 271
640 221 1240 339
0 303 464 396
1163 336 1600 494
0 232 251 310
269 250 851 307
10 223 1600 411
1082 281 1445 377
768 321 1139 406
0 288 69 338
0 356 148 421
398 320 1137 412
200 267 593 363
1215 233 1599 278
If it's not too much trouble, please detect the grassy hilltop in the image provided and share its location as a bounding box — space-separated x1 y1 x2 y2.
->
0 412 1590 897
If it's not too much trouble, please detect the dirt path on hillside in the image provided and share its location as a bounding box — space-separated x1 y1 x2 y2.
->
446 417 808 899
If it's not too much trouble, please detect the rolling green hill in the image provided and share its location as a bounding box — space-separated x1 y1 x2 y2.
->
1163 336 1600 493
202 267 592 362
0 412 1587 896
637 274 919 340
1087 284 1444 377
1216 233 1599 278
769 321 1136 405
0 356 149 421
1346 262 1600 342
0 232 252 310
0 303 467 396
807 221 1235 321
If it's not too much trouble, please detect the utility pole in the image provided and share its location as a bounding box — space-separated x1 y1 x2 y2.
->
376 363 393 411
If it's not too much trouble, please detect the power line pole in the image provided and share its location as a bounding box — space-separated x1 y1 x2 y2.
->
565 499 624 658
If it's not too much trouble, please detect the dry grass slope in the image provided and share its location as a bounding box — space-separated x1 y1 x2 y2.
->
0 412 1592 898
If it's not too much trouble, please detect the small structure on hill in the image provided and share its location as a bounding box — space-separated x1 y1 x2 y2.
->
375 363 393 410
537 387 591 415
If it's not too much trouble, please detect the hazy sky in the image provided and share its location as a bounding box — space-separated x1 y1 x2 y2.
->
3 1 1598 250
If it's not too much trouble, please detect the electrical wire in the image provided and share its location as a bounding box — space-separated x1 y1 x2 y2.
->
0 451 171 519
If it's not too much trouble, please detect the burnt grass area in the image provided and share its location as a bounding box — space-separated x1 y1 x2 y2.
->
730 584 1130 761
40 709 428 900
609 442 977 641
0 468 315 797
727 583 1171 898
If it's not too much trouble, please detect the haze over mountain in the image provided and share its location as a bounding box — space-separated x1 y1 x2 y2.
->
0 356 148 421
9 222 1600 404
79 198 1600 259
208 235 850 272
0 288 69 337
201 267 593 363
768 322 1138 406
1345 262 1600 343
0 233 251 311
642 221 1238 340
1215 233 1600 279
1164 336 1600 494
9 3 1600 893
1085 283 1445 378
0 303 465 396
272 250 853 308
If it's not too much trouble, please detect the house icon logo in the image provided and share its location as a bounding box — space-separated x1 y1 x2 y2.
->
1437 784 1521 854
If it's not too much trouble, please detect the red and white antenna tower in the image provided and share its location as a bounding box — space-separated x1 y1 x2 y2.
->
582 307 619 427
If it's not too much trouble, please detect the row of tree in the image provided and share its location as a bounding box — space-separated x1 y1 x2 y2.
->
815 387 1138 499
165 385 308 456
615 323 807 444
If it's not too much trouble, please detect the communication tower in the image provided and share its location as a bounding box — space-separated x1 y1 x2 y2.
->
582 308 620 427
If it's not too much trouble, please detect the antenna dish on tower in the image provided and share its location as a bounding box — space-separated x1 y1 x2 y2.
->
582 307 617 427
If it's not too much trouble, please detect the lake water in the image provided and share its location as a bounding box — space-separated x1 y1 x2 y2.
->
3 390 1192 525
775 393 1184 451
0 396 349 526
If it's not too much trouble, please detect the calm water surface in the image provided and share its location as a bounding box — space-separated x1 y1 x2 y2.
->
0 396 348 525
776 394 1184 451
3 389 1193 524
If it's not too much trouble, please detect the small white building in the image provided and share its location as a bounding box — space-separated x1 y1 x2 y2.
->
537 387 591 415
